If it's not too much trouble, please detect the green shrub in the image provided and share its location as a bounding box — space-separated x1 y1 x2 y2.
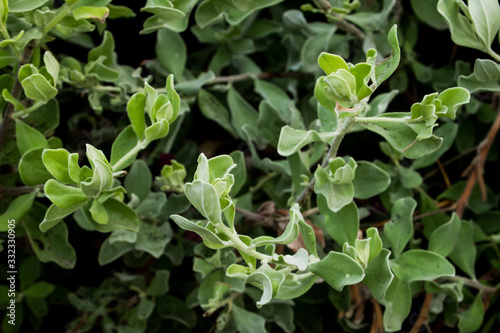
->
1 1 499 332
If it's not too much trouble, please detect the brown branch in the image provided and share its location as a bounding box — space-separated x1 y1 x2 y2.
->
455 93 500 217
0 185 41 200
410 293 434 333
314 0 365 40
370 298 384 333
0 39 39 153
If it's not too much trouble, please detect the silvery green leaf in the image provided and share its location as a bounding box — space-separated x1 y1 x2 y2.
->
438 0 483 50
127 92 146 140
44 179 89 209
80 159 113 198
15 119 50 155
277 126 338 156
171 215 231 249
380 276 411 332
21 74 57 103
309 251 365 291
468 0 500 47
384 197 416 257
363 248 393 300
428 213 461 257
43 51 59 86
42 148 75 185
390 249 455 283
185 180 222 224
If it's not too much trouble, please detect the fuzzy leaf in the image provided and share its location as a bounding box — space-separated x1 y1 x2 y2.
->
309 251 365 291
384 197 416 257
185 180 222 224
390 249 455 283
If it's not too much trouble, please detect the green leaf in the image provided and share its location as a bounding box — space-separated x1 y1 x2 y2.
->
170 215 231 249
127 92 146 140
457 291 484 333
89 199 108 224
195 0 284 28
468 0 500 47
0 191 36 232
298 216 318 258
437 0 483 51
110 126 139 170
146 270 170 296
21 74 57 103
412 122 459 169
156 29 186 78
0 0 8 28
124 160 152 202
277 126 338 156
80 159 113 197
40 200 88 232
380 276 411 332
136 296 155 320
428 213 461 257
363 248 394 300
198 89 237 137
246 264 286 307
88 30 114 66
19 147 53 186
98 237 134 265
7 0 50 12
390 249 455 283
144 119 169 142
43 51 59 86
72 6 109 23
275 274 317 300
165 74 180 122
309 251 365 291
318 52 349 75
320 198 359 247
410 0 448 30
449 220 477 279
254 79 301 127
314 172 355 213
157 295 196 328
374 25 400 86
352 161 391 199
229 150 246 197
134 222 172 258
360 113 443 159
24 282 54 299
384 197 416 257
15 119 50 155
227 87 259 140
101 198 140 232
136 192 167 218
185 180 222 224
458 58 500 93
44 179 89 209
24 203 76 269
2 88 24 112
42 149 75 185
231 305 266 333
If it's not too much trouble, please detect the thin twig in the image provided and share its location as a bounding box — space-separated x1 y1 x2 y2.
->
314 0 365 40
0 39 39 153
455 93 500 217
409 293 434 333
295 116 355 206
0 185 42 200
446 276 499 294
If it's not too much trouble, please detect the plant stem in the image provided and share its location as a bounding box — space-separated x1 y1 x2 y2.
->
215 222 273 262
42 0 82 36
355 116 411 124
295 116 356 205
111 140 145 172
446 276 498 294
11 101 44 119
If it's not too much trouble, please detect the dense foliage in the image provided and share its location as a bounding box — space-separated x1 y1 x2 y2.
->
1 0 500 332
